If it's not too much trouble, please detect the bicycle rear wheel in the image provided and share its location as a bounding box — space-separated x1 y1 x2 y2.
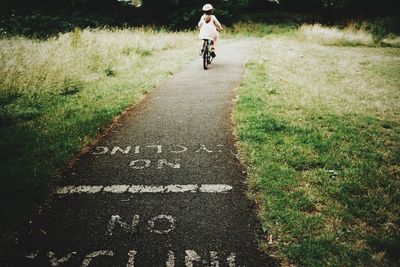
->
203 45 208 70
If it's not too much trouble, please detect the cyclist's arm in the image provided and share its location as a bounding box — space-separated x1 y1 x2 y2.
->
213 16 223 31
198 15 205 28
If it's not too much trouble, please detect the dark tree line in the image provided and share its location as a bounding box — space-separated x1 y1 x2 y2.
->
1 0 399 37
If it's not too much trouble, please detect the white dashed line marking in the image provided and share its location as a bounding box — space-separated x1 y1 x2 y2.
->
56 184 233 195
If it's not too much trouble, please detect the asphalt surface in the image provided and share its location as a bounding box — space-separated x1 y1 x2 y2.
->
8 40 277 266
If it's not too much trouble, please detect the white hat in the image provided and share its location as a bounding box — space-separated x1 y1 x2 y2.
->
202 4 214 11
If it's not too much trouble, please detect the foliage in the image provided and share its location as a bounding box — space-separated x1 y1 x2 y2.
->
1 0 399 38
225 22 298 38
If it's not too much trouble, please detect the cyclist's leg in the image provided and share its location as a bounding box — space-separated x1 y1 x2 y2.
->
200 40 206 56
213 31 220 47
210 40 216 57
211 31 219 57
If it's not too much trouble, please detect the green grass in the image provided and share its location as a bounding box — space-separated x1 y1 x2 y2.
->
0 27 198 240
234 32 400 266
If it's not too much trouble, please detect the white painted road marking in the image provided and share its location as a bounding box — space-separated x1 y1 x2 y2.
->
92 144 227 155
185 250 201 267
210 251 219 267
126 250 137 267
170 145 188 154
81 250 114 267
106 214 175 235
128 158 181 169
27 249 237 266
57 184 233 195
199 184 233 193
166 251 175 267
103 185 130 193
129 159 151 169
227 253 237 267
147 214 176 234
47 251 76 267
106 215 140 236
69 185 102 194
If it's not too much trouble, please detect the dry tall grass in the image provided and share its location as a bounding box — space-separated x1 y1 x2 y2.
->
0 27 196 97
382 34 400 47
298 24 375 46
256 36 400 121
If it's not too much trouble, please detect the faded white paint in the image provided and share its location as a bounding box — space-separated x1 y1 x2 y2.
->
146 145 162 154
56 186 74 194
185 250 201 267
165 184 197 193
196 144 213 153
57 184 233 195
129 159 151 169
92 146 109 155
227 253 236 267
147 215 175 234
111 146 132 155
25 251 39 259
92 144 233 156
166 251 175 267
126 250 137 267
81 250 114 267
128 185 165 193
93 144 230 155
199 184 233 193
210 251 219 267
106 215 139 236
157 159 181 169
69 185 102 194
103 185 129 193
30 250 238 266
47 251 76 266
170 145 188 154
216 144 225 153
107 214 174 235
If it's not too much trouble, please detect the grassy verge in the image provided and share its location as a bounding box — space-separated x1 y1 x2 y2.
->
225 15 400 47
0 27 197 238
224 22 298 38
233 28 400 266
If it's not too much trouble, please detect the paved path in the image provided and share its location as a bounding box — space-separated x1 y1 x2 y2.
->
11 40 277 266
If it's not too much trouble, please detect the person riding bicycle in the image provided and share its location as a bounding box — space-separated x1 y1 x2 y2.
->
198 4 222 58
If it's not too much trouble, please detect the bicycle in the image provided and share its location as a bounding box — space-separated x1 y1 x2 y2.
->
201 39 214 70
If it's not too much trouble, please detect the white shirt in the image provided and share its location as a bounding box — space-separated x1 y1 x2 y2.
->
198 15 222 41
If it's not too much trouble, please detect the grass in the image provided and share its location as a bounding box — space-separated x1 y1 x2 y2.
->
1 19 399 265
298 24 375 46
226 16 400 47
233 27 400 266
0 27 198 240
224 22 298 38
